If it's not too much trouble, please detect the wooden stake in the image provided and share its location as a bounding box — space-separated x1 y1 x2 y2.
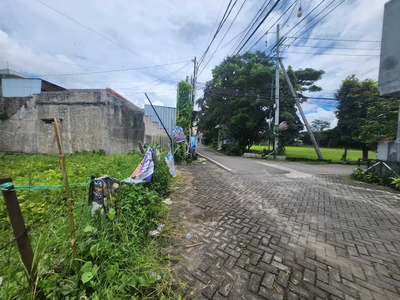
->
53 118 77 261
0 178 34 277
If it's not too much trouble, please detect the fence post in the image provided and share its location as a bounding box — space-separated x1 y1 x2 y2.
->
0 178 34 277
52 118 78 262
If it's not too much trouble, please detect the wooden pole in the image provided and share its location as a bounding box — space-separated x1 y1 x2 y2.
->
0 178 34 276
52 118 77 261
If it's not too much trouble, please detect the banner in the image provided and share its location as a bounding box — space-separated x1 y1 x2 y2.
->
172 126 185 143
164 152 176 177
124 147 155 183
190 136 198 150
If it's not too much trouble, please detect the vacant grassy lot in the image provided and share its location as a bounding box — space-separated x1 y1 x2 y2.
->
250 145 376 162
0 152 174 299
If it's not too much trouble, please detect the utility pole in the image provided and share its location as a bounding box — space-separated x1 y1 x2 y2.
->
192 56 197 103
268 78 274 151
278 59 324 160
189 56 197 159
274 24 280 155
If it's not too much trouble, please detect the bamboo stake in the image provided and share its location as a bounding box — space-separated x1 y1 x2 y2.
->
53 118 77 262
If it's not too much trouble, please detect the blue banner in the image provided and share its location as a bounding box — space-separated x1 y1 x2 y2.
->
164 152 176 177
124 147 155 183
190 136 198 150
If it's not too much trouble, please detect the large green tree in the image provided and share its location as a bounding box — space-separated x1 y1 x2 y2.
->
359 99 398 144
335 76 398 159
198 51 324 153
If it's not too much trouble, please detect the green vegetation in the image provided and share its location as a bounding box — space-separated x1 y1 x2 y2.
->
0 151 177 299
336 76 398 159
352 167 394 187
176 81 193 136
249 145 376 162
197 51 324 154
175 80 193 163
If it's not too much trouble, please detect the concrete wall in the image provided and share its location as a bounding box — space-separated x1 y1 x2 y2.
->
0 90 145 154
144 116 171 149
0 96 30 119
379 0 400 96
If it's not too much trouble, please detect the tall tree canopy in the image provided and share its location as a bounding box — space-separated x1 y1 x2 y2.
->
335 75 398 159
198 51 324 153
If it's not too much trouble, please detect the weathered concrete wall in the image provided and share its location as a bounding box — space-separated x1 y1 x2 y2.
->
0 90 145 154
144 116 170 149
0 97 30 119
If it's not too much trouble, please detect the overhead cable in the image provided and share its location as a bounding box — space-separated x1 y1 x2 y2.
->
235 0 282 55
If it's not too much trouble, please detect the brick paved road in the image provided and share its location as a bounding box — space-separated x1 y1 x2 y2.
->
173 156 400 300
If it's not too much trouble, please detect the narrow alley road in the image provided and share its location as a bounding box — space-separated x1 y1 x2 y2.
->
172 146 400 300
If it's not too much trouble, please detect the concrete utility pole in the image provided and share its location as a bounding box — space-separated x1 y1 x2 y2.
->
278 59 324 160
274 24 280 154
192 56 197 103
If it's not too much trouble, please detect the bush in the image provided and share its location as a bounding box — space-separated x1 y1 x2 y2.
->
222 143 242 156
352 167 392 186
146 154 172 197
173 143 185 164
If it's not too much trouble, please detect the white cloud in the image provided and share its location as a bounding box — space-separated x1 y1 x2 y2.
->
152 101 164 106
303 107 337 129
0 0 386 119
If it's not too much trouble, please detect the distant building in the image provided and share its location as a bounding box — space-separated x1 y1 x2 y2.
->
0 69 172 154
144 104 176 147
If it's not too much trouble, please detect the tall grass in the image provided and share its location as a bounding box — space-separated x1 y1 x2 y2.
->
0 151 176 299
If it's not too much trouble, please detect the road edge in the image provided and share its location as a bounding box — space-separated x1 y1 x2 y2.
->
197 152 233 173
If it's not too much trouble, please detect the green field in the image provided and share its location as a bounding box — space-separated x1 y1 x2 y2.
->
250 145 376 162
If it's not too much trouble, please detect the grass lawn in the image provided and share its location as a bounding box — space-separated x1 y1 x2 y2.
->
250 145 376 162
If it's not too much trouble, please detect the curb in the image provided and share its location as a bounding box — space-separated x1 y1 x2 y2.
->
197 152 232 173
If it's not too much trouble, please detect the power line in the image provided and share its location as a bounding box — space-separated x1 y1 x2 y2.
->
198 0 237 66
0 52 110 70
204 0 228 51
235 0 282 55
282 44 380 51
281 0 299 29
38 60 191 77
285 36 381 43
249 0 299 51
280 0 329 40
284 51 380 57
36 0 172 71
267 0 331 54
198 0 248 77
230 0 274 55
129 61 192 95
281 0 348 52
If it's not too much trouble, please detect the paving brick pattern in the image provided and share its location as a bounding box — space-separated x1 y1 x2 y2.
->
175 163 400 299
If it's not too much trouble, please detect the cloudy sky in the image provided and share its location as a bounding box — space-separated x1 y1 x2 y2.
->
0 0 386 128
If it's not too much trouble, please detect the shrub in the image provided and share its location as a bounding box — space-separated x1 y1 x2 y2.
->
222 143 242 156
352 167 392 186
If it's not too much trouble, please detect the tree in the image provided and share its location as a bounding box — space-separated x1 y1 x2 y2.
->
176 81 193 135
311 119 330 146
311 119 330 132
359 99 398 144
198 51 325 154
335 76 393 160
